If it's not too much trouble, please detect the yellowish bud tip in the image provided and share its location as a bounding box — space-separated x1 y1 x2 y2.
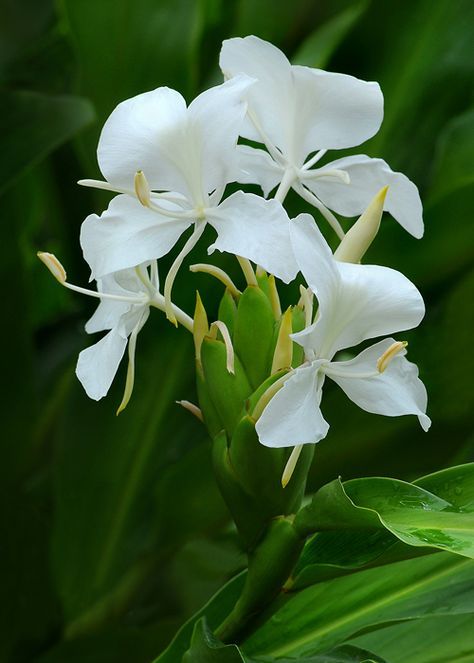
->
176 400 204 422
134 170 151 207
271 307 293 373
376 340 408 373
37 251 67 283
281 445 303 488
334 185 389 264
193 291 209 361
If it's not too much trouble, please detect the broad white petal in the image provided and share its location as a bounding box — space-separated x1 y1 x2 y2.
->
98 87 189 194
236 145 283 196
290 215 425 358
220 36 383 166
291 66 383 162
305 155 424 238
187 75 256 197
80 194 192 279
76 327 127 401
207 191 298 283
220 36 294 150
256 364 329 448
328 339 431 431
85 270 145 333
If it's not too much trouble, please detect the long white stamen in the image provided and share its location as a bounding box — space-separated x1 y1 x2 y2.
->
190 263 240 297
247 109 287 167
301 149 327 171
295 184 345 240
236 256 258 286
323 365 380 380
176 400 204 422
274 168 296 203
209 321 235 374
116 315 145 415
149 200 196 220
281 445 303 488
164 222 206 325
301 168 351 184
38 252 147 304
150 294 194 333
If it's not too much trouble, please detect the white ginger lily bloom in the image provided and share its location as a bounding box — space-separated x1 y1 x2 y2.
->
220 36 423 239
79 75 298 323
255 216 431 449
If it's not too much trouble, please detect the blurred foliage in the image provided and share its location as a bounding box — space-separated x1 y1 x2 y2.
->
0 0 473 661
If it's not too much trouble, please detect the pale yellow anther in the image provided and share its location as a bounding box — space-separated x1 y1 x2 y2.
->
377 340 408 373
134 170 151 207
334 186 389 264
193 291 209 362
209 321 235 374
37 251 67 283
271 307 293 374
268 274 282 319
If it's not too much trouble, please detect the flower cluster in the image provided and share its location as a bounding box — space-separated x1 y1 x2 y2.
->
39 35 430 461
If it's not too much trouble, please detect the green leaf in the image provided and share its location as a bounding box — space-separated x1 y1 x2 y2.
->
293 1 369 68
294 468 474 559
428 108 474 202
351 613 474 663
182 618 245 662
253 643 387 662
242 553 474 659
0 90 94 194
153 572 246 662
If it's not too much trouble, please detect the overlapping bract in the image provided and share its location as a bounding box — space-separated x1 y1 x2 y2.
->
52 34 429 445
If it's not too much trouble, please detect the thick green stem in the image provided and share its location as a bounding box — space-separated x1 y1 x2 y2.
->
215 516 305 643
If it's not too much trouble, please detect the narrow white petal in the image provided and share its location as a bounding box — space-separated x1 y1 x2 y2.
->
80 194 191 280
305 155 424 238
256 364 329 448
207 191 298 283
76 327 127 401
220 36 293 150
328 339 431 431
236 144 283 196
187 75 256 197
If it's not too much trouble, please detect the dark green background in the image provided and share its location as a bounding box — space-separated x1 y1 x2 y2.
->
1 0 473 661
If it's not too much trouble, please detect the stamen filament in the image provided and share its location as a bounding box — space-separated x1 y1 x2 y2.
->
190 263 241 297
64 282 148 304
295 183 345 240
236 256 258 286
164 222 206 326
301 168 350 184
247 109 287 167
150 294 194 333
209 321 235 374
116 316 144 415
176 400 204 422
274 168 296 203
281 445 303 488
301 149 327 171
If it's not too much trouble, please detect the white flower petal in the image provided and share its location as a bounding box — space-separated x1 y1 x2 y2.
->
305 155 424 238
85 270 146 333
327 338 431 431
80 194 192 279
76 327 128 401
207 191 298 283
291 66 383 161
98 77 253 203
187 75 256 197
256 364 329 448
220 36 383 166
98 87 189 194
220 36 293 149
236 144 283 196
290 215 425 358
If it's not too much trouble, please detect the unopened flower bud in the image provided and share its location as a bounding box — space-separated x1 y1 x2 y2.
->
193 291 209 361
334 186 389 263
